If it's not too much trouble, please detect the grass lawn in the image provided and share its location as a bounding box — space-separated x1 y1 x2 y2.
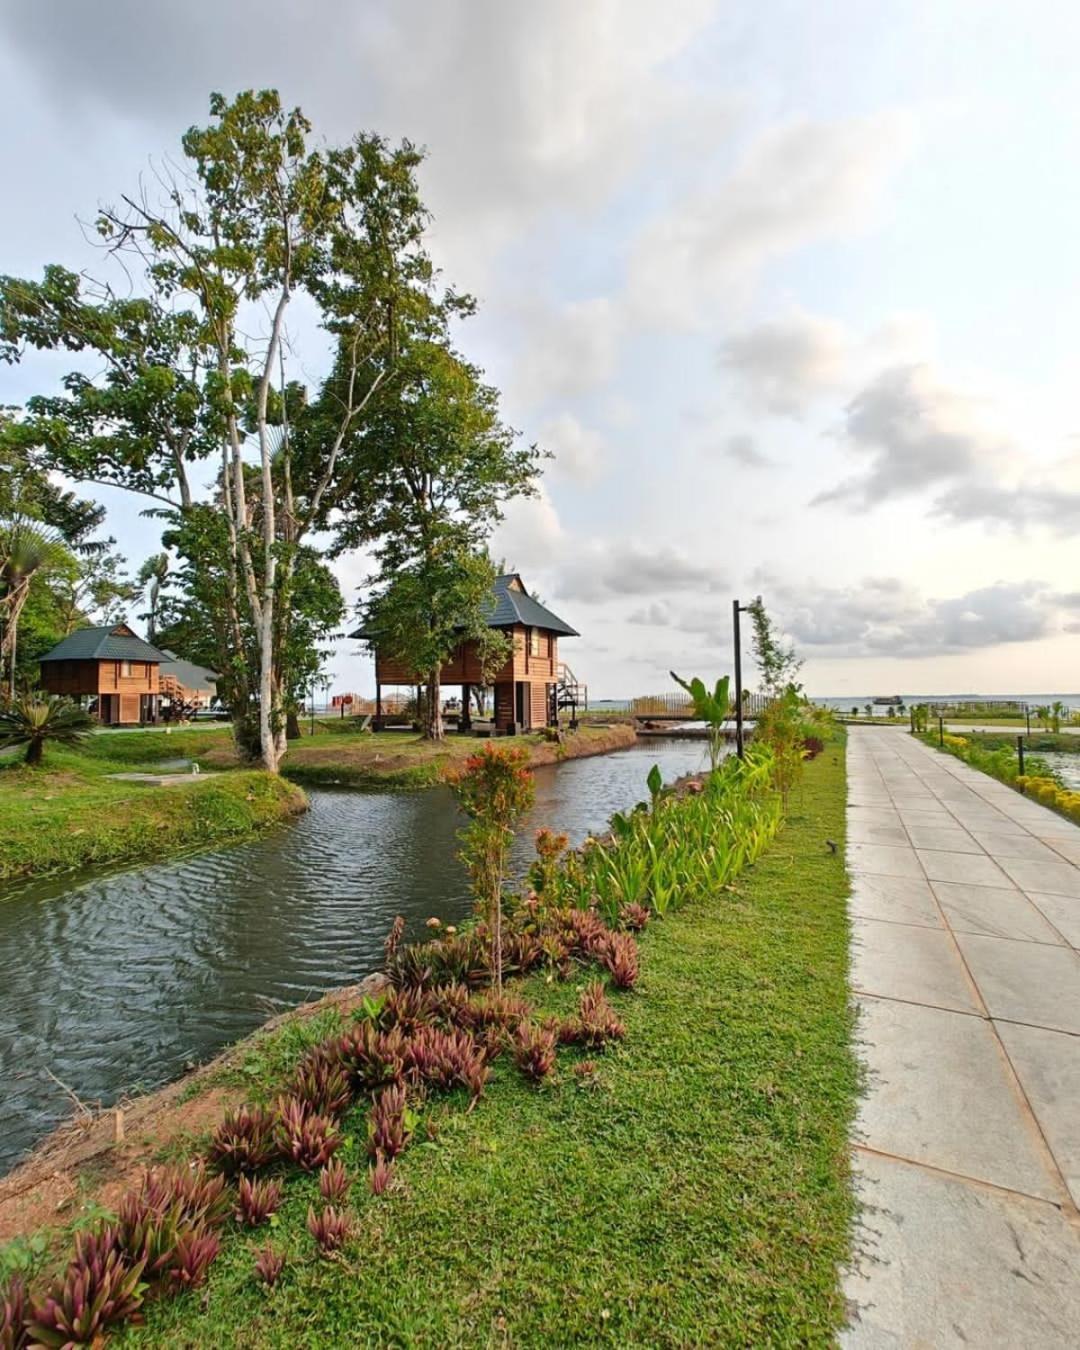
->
0 740 305 883
124 739 856 1347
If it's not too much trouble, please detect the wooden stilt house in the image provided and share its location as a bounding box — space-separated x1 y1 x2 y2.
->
357 573 580 734
39 623 169 725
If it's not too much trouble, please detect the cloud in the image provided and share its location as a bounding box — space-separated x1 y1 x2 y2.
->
625 112 913 326
815 363 1004 508
556 543 724 602
627 601 672 626
769 576 1066 658
540 413 608 484
934 480 1080 535
511 298 620 407
721 434 774 468
719 312 849 416
0 0 721 286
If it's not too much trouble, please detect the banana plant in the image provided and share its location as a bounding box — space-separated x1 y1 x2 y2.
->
670 672 732 771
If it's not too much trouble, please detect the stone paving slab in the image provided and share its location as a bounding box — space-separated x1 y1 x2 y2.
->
842 727 1080 1345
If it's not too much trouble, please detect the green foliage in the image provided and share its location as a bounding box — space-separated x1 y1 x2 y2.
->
0 694 91 765
669 670 732 770
747 596 801 699
453 745 535 986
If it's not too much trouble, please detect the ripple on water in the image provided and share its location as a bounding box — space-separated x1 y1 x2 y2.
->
0 738 709 1170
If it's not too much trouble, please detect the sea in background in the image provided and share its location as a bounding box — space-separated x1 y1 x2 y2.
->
589 694 1080 713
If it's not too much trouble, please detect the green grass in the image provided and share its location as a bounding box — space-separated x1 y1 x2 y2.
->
962 731 1080 755
124 742 856 1348
0 743 306 882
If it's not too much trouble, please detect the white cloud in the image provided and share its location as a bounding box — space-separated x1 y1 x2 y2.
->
720 434 775 468
556 542 724 603
540 413 608 484
625 112 914 327
510 298 620 407
719 311 850 416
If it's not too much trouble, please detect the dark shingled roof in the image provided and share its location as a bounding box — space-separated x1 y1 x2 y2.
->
350 573 578 640
40 624 171 664
488 574 578 636
160 652 219 693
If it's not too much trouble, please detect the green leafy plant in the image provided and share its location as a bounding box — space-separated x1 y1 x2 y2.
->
453 745 535 987
669 672 732 771
0 695 92 766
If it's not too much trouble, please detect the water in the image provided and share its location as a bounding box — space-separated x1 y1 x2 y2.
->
1040 753 1080 791
0 738 707 1173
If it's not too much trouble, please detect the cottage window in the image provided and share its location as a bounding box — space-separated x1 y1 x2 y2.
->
530 628 541 657
121 660 132 677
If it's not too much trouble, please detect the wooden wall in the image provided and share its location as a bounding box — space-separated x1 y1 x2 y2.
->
375 627 559 688
41 659 159 697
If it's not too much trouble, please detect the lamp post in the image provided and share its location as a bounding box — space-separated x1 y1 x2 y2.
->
733 599 751 760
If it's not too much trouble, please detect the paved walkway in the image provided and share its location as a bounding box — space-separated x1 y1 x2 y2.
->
841 727 1080 1348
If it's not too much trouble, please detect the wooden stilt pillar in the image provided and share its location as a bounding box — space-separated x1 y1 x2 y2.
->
375 682 382 731
460 682 472 733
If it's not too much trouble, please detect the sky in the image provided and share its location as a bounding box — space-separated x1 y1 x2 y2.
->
1 0 1078 699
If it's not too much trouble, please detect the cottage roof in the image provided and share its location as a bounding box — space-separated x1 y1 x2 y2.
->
350 573 578 641
39 624 171 664
488 574 578 636
160 652 219 693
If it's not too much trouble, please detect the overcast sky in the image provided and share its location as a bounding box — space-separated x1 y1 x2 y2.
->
2 1 1079 698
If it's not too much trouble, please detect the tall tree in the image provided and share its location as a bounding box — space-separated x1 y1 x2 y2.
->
341 340 543 739
136 552 170 642
0 90 441 771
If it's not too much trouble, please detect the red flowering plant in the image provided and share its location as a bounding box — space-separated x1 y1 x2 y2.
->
452 745 534 988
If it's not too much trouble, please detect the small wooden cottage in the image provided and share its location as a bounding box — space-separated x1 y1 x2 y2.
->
39 623 170 725
358 573 579 733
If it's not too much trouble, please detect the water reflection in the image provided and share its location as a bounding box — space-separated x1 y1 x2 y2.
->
0 738 707 1171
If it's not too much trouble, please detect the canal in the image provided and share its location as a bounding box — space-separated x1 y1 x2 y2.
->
0 738 708 1173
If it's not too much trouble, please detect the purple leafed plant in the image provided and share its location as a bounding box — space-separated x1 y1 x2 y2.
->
318 1159 351 1205
274 1096 342 1172
619 902 651 932
368 1154 394 1196
566 981 627 1050
306 1205 351 1256
254 1244 285 1288
602 932 640 990
27 1227 146 1348
207 1105 278 1175
289 1048 353 1118
512 1021 558 1081
166 1226 221 1292
333 1022 405 1092
1 1273 28 1350
367 1084 412 1160
235 1175 283 1227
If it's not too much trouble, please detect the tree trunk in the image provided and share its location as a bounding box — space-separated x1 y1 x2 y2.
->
424 667 443 740
25 736 43 766
286 709 301 740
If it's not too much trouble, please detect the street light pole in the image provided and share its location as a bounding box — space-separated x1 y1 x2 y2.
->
733 598 750 760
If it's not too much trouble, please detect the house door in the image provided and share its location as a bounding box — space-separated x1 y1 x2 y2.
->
515 681 527 729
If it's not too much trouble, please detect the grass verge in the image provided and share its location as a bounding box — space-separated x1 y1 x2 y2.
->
122 738 855 1348
0 746 306 883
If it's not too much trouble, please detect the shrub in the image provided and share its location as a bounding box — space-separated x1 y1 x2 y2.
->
386 931 491 990
564 909 610 960
601 932 640 990
381 985 435 1035
306 1206 350 1256
234 1176 283 1227
367 1084 413 1160
253 1244 285 1288
512 1022 557 1082
167 1227 221 1292
26 1227 146 1348
802 735 825 759
207 1105 278 1175
274 1097 342 1171
289 1047 353 1117
1 1273 28 1350
318 1159 351 1205
123 1164 230 1235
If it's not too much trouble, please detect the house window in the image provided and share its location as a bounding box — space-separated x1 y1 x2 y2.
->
121 661 133 677
530 628 541 657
